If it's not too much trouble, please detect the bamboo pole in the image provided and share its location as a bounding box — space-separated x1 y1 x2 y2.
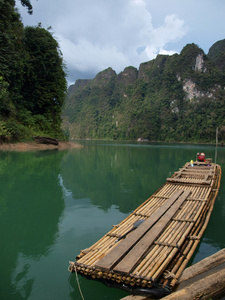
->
168 181 220 287
137 246 168 276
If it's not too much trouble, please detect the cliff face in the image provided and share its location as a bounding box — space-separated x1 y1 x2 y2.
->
62 41 225 143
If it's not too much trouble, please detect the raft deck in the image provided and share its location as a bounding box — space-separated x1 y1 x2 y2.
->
69 161 222 298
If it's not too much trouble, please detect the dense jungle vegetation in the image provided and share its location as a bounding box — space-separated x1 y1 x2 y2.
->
0 0 67 142
63 40 225 144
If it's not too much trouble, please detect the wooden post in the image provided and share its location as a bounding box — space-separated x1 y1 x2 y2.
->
215 127 218 164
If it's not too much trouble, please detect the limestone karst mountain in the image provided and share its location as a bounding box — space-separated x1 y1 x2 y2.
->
63 40 225 143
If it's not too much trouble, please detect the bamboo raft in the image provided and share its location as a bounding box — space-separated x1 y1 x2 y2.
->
69 159 222 298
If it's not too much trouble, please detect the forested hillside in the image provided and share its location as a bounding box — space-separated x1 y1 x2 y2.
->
63 40 225 143
0 0 67 142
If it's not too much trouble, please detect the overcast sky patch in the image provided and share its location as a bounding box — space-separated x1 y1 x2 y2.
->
16 0 225 85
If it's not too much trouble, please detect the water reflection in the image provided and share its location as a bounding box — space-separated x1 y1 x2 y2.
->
0 150 65 299
60 142 225 213
60 144 184 213
0 143 224 300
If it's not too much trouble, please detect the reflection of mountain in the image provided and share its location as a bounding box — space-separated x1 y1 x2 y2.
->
60 143 213 213
0 151 65 299
61 145 158 212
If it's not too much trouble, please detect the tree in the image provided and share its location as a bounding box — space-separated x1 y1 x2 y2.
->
0 0 25 106
0 0 67 140
19 0 33 14
21 25 67 132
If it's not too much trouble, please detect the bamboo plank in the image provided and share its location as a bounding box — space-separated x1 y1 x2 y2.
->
113 190 191 274
95 190 184 270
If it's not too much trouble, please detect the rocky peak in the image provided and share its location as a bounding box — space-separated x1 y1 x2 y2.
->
138 54 168 82
208 39 225 72
93 67 117 85
116 66 138 86
67 79 91 95
75 79 91 89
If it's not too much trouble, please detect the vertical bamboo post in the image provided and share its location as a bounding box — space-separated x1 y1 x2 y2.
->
215 127 218 164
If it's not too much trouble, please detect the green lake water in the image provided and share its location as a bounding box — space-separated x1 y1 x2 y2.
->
0 141 225 300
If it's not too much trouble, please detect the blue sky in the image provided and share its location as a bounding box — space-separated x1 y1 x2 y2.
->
16 0 225 85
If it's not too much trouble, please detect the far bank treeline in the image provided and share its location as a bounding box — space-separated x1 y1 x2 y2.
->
63 40 225 143
0 0 67 142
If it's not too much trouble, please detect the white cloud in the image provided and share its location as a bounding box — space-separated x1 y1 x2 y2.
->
57 35 130 74
133 0 146 7
143 14 188 60
56 1 188 81
17 0 190 83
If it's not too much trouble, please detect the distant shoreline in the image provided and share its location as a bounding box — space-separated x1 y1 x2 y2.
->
0 141 83 151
